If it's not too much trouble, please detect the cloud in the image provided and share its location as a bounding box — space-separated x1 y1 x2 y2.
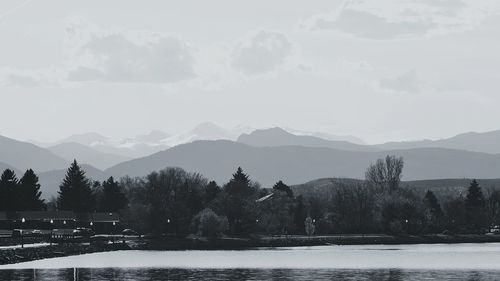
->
1 20 301 90
305 0 500 39
0 68 60 88
313 9 435 40
379 69 420 94
231 31 292 75
65 21 196 84
3 73 40 88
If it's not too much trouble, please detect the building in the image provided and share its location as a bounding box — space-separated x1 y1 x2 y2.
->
0 211 120 234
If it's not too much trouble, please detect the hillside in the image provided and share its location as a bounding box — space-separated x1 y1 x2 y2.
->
0 162 21 175
292 177 500 199
0 135 68 173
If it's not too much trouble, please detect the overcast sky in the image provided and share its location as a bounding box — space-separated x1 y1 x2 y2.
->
1 0 499 144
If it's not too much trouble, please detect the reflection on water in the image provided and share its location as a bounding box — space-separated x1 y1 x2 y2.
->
0 268 498 281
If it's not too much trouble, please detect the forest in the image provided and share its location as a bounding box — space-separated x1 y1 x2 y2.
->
0 156 498 237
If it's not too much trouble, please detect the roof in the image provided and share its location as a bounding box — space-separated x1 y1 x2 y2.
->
0 211 119 222
88 212 120 222
256 193 274 203
18 211 76 220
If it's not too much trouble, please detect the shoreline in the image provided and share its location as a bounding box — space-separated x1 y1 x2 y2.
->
2 234 500 265
138 234 500 250
3 243 500 271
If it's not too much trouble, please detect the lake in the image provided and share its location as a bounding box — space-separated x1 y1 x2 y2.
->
2 243 500 280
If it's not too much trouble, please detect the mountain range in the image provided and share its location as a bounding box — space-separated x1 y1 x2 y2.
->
0 135 68 173
238 127 377 152
374 130 500 154
47 142 130 170
105 140 500 187
4 125 500 198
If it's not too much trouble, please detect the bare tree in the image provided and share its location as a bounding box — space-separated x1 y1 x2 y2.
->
365 155 404 192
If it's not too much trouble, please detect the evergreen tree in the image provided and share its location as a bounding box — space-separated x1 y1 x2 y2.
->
19 169 45 210
225 167 252 195
232 167 250 184
0 169 19 211
293 195 307 234
464 180 487 232
423 190 443 232
204 181 221 204
424 190 443 217
273 180 294 198
98 177 128 212
57 160 95 212
223 167 258 235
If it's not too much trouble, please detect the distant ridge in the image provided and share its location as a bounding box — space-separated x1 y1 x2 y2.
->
375 130 500 154
237 127 377 152
0 135 68 173
48 142 130 170
106 140 500 187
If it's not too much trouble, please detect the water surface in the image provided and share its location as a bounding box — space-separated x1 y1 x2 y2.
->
2 243 500 280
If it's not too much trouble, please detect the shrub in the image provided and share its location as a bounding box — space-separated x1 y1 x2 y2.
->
191 208 229 237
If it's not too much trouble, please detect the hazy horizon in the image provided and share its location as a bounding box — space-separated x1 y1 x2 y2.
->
1 0 500 144
8 123 500 146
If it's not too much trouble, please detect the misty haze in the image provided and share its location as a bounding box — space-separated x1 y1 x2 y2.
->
1 1 500 280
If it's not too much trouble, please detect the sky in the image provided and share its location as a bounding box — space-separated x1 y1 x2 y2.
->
1 0 500 144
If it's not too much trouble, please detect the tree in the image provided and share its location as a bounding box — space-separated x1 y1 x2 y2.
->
292 195 307 234
204 181 221 205
332 183 376 234
423 190 443 233
258 189 295 235
444 197 466 233
19 169 45 210
464 180 487 232
57 160 95 212
0 169 19 211
225 167 252 195
487 189 500 226
146 168 206 236
98 177 128 212
190 208 228 237
365 155 404 192
222 167 259 236
273 180 293 198
305 217 315 236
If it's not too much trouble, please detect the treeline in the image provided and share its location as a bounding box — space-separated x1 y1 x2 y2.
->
0 160 127 213
120 167 303 237
1 157 499 237
119 156 500 236
298 156 499 235
0 169 45 211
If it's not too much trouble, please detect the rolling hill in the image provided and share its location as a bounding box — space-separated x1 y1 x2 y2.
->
292 177 500 200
